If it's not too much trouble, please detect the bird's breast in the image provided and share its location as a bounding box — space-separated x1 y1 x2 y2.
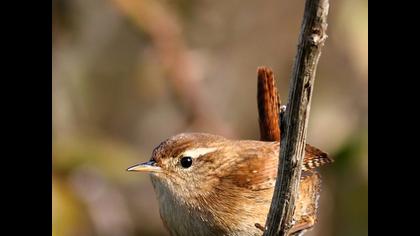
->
151 175 270 236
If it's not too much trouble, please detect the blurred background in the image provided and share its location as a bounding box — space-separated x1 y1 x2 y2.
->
52 0 367 235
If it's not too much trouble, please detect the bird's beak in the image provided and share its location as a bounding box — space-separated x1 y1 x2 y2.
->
126 160 161 173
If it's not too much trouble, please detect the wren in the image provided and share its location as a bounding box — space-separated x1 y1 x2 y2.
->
128 133 331 236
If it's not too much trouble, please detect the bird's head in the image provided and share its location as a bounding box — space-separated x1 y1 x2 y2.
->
127 133 230 202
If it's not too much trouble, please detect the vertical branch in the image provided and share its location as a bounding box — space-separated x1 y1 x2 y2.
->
263 0 329 235
257 66 281 142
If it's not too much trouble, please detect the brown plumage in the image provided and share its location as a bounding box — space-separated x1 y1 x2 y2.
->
128 133 332 236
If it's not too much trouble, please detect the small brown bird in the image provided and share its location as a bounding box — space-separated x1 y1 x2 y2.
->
128 133 331 236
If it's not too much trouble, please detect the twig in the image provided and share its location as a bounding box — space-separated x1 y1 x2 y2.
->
257 67 281 142
263 0 329 235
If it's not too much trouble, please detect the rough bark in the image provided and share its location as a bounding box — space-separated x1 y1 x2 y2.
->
262 0 329 235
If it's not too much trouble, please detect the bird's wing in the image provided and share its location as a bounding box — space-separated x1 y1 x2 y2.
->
303 144 333 171
223 141 331 191
221 143 279 191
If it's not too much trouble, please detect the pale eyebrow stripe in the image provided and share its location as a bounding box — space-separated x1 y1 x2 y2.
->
181 147 218 159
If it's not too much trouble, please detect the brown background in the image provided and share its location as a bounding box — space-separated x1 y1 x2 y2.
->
52 0 368 235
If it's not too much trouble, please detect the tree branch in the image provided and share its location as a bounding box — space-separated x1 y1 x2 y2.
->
263 0 329 235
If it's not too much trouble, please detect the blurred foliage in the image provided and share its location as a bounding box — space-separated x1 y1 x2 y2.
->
52 0 367 235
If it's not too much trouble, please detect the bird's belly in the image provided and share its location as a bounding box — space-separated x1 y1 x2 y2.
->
157 196 265 236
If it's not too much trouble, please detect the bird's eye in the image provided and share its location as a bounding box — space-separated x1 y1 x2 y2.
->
180 156 193 168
